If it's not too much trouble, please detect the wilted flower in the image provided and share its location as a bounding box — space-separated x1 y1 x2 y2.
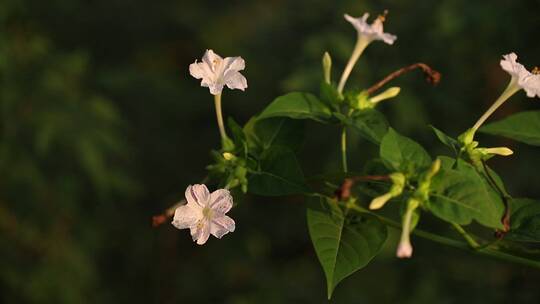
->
172 184 235 245
344 13 397 45
500 52 540 98
189 49 248 95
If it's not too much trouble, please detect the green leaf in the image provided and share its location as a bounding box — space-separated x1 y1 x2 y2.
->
307 197 387 299
429 160 504 229
480 111 540 146
227 117 247 147
248 146 309 196
244 117 304 152
430 125 459 154
319 82 342 109
348 109 389 144
507 198 540 242
380 128 432 173
258 92 333 123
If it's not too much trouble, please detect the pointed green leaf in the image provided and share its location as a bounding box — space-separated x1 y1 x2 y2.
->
430 125 459 154
507 198 540 242
480 111 540 146
429 160 504 229
349 109 389 144
258 92 333 123
380 128 432 173
320 82 342 109
248 146 309 196
244 117 304 152
307 197 387 299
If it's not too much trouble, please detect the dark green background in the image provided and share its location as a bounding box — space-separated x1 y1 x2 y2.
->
1 0 539 303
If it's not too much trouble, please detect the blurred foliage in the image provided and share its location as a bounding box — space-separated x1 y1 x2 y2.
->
1 0 540 303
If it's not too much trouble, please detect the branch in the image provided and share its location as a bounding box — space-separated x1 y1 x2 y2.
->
152 200 186 227
366 63 441 95
342 202 540 269
335 175 391 201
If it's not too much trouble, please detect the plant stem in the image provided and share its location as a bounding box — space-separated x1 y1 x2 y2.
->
341 202 540 269
471 79 520 132
341 126 348 173
337 37 369 94
450 222 480 249
214 93 228 141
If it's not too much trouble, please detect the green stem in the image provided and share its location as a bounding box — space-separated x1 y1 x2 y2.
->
450 222 480 249
214 93 228 141
341 202 540 269
341 126 348 173
471 79 520 132
337 36 370 94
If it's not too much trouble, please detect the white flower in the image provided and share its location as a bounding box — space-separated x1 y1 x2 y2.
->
344 13 397 45
500 52 540 98
172 184 235 245
189 49 248 95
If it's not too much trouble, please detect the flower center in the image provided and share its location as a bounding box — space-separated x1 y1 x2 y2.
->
532 67 540 75
202 206 214 219
376 10 388 22
211 59 221 72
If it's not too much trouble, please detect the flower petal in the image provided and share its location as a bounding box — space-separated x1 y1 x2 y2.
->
202 49 223 72
500 52 529 80
223 56 245 72
380 32 397 45
522 74 540 98
344 12 396 45
171 203 201 230
224 72 248 91
210 189 233 214
208 82 225 95
185 184 210 207
191 220 211 245
210 215 235 239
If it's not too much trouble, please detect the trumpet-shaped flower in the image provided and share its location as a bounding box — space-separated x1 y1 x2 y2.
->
338 12 396 93
189 49 248 95
396 198 420 259
500 53 540 98
172 184 235 245
344 13 397 45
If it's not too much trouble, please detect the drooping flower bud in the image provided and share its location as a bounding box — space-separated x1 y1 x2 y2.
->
369 172 406 210
396 198 420 259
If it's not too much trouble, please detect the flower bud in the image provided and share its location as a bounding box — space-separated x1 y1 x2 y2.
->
222 152 235 161
458 128 476 146
322 52 332 84
396 198 420 259
480 147 514 156
369 172 405 210
370 87 401 104
396 241 413 258
369 193 393 210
